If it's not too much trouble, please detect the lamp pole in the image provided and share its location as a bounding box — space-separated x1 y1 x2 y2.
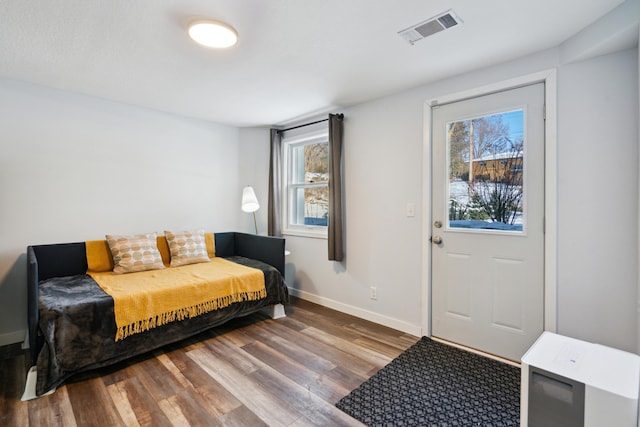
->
252 211 258 234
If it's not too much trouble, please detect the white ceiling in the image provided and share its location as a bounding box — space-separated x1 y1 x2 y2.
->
0 0 634 127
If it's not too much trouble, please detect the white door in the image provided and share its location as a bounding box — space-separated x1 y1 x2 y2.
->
431 83 545 361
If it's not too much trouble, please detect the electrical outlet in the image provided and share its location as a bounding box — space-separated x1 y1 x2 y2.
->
370 286 377 300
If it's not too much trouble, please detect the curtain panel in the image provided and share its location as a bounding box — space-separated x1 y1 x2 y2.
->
328 113 344 261
268 128 282 237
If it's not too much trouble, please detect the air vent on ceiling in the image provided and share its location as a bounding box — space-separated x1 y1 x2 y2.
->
398 10 462 45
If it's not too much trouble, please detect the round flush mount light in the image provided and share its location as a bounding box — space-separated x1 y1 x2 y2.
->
188 20 238 49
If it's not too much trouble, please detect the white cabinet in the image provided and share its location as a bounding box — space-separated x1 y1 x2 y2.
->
521 332 640 427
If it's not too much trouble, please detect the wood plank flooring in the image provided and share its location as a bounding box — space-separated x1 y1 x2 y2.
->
0 298 419 426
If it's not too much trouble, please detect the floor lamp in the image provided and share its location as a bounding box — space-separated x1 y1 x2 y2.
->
241 186 260 234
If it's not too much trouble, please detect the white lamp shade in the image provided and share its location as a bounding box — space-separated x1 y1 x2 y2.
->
241 186 260 213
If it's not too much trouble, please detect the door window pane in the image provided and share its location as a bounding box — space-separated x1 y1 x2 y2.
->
447 109 524 232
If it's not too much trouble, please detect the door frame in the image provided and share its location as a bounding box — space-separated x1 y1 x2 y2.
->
421 69 558 338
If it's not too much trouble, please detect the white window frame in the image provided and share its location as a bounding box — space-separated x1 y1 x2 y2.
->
281 129 329 239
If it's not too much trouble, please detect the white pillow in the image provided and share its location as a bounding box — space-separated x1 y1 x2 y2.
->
165 229 211 267
105 233 165 274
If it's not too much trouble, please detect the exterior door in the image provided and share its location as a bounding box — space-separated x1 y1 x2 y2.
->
431 83 545 361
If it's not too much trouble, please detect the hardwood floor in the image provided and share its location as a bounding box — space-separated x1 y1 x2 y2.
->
0 298 419 426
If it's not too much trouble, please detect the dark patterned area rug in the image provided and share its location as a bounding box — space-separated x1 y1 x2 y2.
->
336 337 520 426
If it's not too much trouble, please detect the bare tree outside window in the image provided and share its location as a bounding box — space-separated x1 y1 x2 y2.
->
303 143 329 225
471 141 523 225
447 110 524 231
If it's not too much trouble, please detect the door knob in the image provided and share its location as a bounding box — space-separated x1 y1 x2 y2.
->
431 235 443 244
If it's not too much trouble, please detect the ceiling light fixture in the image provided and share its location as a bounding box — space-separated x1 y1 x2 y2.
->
188 20 238 49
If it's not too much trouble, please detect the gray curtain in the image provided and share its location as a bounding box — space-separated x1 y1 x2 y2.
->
328 114 344 261
268 129 282 237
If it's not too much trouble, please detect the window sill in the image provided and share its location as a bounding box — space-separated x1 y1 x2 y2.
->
283 228 328 240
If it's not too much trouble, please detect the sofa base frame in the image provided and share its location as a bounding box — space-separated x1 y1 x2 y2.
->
22 302 286 400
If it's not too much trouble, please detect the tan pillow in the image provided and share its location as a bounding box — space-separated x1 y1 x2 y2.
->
165 229 211 267
105 233 165 274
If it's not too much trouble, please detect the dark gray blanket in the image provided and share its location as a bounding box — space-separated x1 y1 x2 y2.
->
36 256 288 396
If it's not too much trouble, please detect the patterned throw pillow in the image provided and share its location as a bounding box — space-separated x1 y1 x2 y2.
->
165 229 211 267
105 233 165 274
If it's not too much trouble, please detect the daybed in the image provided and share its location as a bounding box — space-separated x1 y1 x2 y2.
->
25 231 288 399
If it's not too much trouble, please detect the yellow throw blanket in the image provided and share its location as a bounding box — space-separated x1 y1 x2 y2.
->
89 258 266 341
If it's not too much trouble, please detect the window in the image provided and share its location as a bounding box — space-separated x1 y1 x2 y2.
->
446 108 525 232
282 129 329 238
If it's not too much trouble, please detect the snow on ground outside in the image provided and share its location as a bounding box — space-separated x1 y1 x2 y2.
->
448 180 523 227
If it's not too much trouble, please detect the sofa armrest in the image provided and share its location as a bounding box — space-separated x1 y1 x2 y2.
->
234 233 285 276
31 243 88 281
27 247 40 366
213 232 235 258
213 232 285 276
27 242 88 366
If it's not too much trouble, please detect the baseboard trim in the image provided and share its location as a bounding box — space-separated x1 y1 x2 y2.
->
289 288 422 336
0 330 26 347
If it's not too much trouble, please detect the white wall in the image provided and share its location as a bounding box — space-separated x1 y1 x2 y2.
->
0 79 242 345
261 46 639 353
238 127 271 235
283 92 426 333
557 50 639 352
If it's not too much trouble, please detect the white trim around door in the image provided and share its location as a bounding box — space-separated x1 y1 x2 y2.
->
421 69 558 339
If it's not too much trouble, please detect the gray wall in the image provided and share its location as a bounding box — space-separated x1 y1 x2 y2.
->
0 79 242 344
557 50 638 351
240 46 638 353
